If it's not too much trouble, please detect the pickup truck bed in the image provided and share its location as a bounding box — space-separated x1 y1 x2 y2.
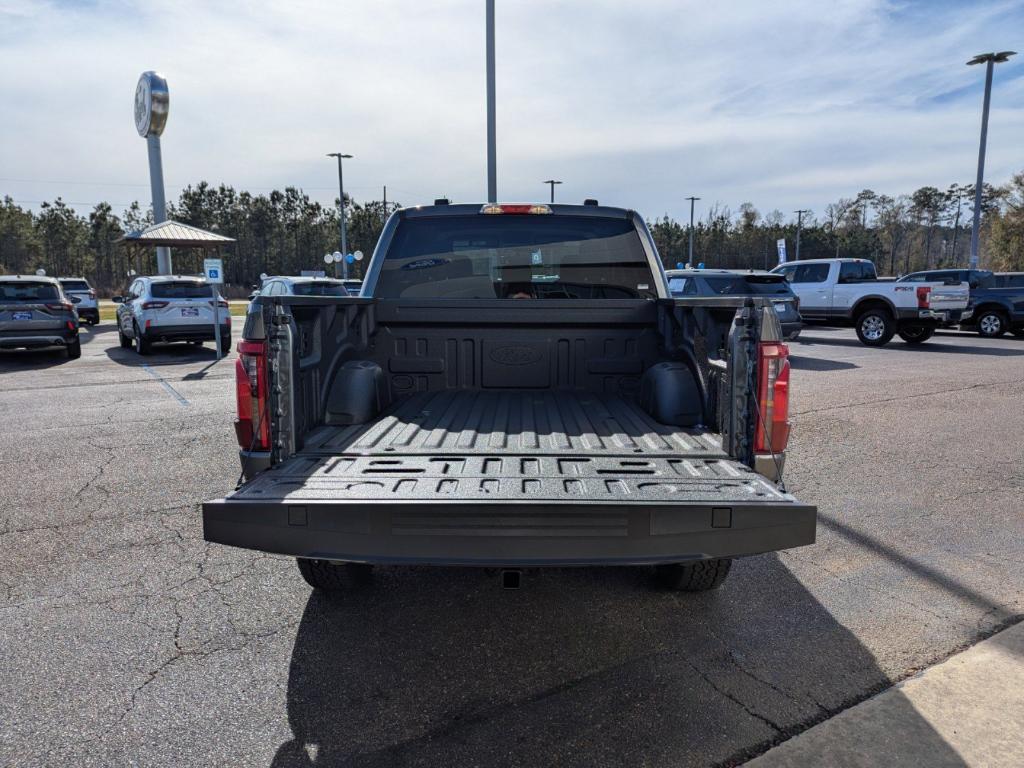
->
205 389 812 566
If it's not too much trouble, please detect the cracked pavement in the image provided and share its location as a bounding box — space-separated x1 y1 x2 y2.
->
1 324 1022 767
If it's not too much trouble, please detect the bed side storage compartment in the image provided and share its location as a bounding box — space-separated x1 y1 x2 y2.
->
640 362 703 427
325 360 389 425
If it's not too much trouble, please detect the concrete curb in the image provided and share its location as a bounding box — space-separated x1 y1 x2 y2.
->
746 620 1024 767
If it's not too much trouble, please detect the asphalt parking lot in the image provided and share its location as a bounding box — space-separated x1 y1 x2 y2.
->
1 323 1022 767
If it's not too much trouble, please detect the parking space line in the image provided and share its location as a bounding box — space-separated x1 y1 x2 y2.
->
141 364 190 407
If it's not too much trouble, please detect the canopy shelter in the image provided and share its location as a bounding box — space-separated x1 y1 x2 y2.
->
118 220 235 278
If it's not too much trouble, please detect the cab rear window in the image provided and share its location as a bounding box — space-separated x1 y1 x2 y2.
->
59 280 90 292
702 276 792 296
151 282 213 299
0 282 60 301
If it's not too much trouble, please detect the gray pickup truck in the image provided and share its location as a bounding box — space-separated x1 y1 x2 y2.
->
203 202 815 592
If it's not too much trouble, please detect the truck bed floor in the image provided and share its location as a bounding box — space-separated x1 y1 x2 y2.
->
301 389 725 458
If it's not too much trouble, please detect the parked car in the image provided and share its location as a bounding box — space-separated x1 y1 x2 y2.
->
897 269 1024 338
113 276 231 355
666 268 802 341
58 277 100 325
770 258 969 346
204 201 816 594
257 275 350 298
0 275 81 358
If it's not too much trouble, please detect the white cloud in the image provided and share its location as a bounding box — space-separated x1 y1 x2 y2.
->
1 0 1021 224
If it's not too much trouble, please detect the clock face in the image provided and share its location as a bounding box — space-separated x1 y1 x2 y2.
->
134 76 152 136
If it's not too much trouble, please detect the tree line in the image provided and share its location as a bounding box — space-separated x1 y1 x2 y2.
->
2 171 1022 297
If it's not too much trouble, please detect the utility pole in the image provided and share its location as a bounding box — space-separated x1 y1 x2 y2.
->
543 179 562 203
966 51 1015 269
486 0 497 203
795 209 809 261
327 152 353 279
382 185 387 224
685 196 700 267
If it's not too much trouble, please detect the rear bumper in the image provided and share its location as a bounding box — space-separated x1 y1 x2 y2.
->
143 323 231 343
781 321 802 341
202 499 817 567
77 308 100 323
0 330 77 349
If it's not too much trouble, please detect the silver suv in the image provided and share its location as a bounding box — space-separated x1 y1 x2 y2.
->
257 276 350 298
0 276 81 358
114 276 231 356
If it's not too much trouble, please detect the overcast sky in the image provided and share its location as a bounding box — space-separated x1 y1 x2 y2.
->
1 0 1022 225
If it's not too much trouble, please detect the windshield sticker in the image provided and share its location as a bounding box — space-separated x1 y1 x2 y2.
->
401 258 450 271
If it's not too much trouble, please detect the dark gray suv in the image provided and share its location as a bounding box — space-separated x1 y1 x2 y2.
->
666 269 803 340
0 276 81 358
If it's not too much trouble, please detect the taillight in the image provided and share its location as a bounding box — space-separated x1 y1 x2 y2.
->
66 320 76 331
754 342 791 454
916 286 931 309
793 295 800 311
235 339 270 451
213 299 229 308
46 302 73 312
142 301 169 309
88 290 97 299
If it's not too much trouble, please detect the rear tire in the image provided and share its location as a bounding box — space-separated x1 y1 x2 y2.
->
976 309 1007 338
133 323 151 356
655 558 732 591
118 327 132 348
855 308 896 347
66 337 81 359
220 334 232 355
296 559 373 592
897 324 934 344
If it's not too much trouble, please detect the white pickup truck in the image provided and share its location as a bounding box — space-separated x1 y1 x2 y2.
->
770 258 970 346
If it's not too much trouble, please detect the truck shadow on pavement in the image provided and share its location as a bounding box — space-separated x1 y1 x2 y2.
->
0 347 75 371
795 336 1024 357
269 556 968 768
788 355 859 372
103 342 221 368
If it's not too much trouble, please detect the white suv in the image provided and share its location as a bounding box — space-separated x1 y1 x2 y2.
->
114 276 231 356
58 278 100 325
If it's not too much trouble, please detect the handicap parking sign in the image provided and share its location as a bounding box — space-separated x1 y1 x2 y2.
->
203 258 224 284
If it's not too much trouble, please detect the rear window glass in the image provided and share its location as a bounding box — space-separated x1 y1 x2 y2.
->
0 281 60 301
292 282 349 297
376 214 656 299
59 280 90 292
702 276 791 296
151 282 213 299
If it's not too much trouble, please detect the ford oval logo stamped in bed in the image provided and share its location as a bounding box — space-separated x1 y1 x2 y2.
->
489 345 542 366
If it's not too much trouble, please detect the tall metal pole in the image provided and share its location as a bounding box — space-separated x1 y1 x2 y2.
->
544 179 562 203
969 61 994 270
685 196 699 266
147 135 171 274
486 0 497 203
328 153 353 279
967 51 1015 270
795 209 809 261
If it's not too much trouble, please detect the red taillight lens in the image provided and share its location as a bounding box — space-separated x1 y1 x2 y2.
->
46 302 73 312
142 301 169 309
235 339 270 451
754 342 791 454
916 286 931 309
66 320 76 331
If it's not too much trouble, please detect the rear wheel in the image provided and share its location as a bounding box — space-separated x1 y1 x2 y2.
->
855 308 896 347
66 337 81 359
133 323 151 356
220 334 232 355
118 327 132 348
655 558 732 591
897 324 934 344
296 559 373 592
976 310 1007 338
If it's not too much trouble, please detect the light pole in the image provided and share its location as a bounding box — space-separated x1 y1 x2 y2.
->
966 51 1015 270
543 179 562 203
327 152 353 279
685 196 700 267
486 0 497 203
795 209 809 261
